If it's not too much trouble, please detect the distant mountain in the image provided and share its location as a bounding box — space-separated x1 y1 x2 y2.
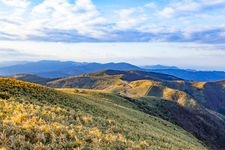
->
0 61 29 68
0 60 139 78
142 66 225 81
1 60 225 81
0 60 77 77
142 65 179 70
147 69 225 81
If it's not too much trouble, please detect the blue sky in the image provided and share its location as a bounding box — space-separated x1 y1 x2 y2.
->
0 0 225 70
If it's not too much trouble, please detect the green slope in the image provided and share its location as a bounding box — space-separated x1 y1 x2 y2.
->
8 74 51 85
46 70 225 149
128 96 225 150
0 78 206 150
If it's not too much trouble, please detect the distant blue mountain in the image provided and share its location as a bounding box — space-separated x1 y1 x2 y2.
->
0 60 139 78
142 65 179 70
0 61 29 68
0 60 225 81
146 69 225 82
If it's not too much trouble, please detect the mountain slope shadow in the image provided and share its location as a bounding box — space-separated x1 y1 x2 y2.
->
122 96 225 150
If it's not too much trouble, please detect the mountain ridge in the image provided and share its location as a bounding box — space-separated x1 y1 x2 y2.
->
1 60 225 81
0 60 139 78
47 70 225 116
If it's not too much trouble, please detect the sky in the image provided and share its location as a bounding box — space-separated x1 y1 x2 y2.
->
0 0 225 70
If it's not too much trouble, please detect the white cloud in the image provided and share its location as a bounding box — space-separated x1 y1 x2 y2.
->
0 0 225 43
1 0 30 8
33 0 107 38
158 0 225 19
144 2 157 9
159 7 175 18
201 0 225 6
177 2 200 11
75 0 96 11
159 1 201 18
0 0 107 39
115 8 148 30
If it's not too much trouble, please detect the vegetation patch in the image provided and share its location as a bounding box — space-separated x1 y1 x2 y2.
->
0 92 10 100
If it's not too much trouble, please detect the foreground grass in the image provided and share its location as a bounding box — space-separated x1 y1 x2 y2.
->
0 78 206 149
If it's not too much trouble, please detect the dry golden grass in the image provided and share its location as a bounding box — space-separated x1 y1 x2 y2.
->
162 87 197 107
192 82 206 89
127 80 154 97
0 98 144 149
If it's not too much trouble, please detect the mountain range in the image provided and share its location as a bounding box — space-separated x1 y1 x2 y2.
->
0 60 139 78
0 60 225 81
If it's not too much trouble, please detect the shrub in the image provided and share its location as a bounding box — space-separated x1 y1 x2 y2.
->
0 92 10 100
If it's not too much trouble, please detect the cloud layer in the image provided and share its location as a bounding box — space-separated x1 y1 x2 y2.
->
0 0 225 43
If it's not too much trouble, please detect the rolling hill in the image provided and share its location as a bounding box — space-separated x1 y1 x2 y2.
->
47 70 181 89
8 74 52 85
0 78 207 149
47 70 225 115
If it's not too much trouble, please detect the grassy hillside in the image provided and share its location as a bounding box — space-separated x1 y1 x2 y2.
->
0 78 206 150
47 70 181 88
8 74 51 85
47 70 225 115
45 70 225 149
201 81 225 114
131 96 225 150
47 71 197 109
58 88 225 150
47 70 185 100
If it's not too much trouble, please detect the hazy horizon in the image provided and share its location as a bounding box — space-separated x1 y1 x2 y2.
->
0 41 225 71
0 57 225 72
